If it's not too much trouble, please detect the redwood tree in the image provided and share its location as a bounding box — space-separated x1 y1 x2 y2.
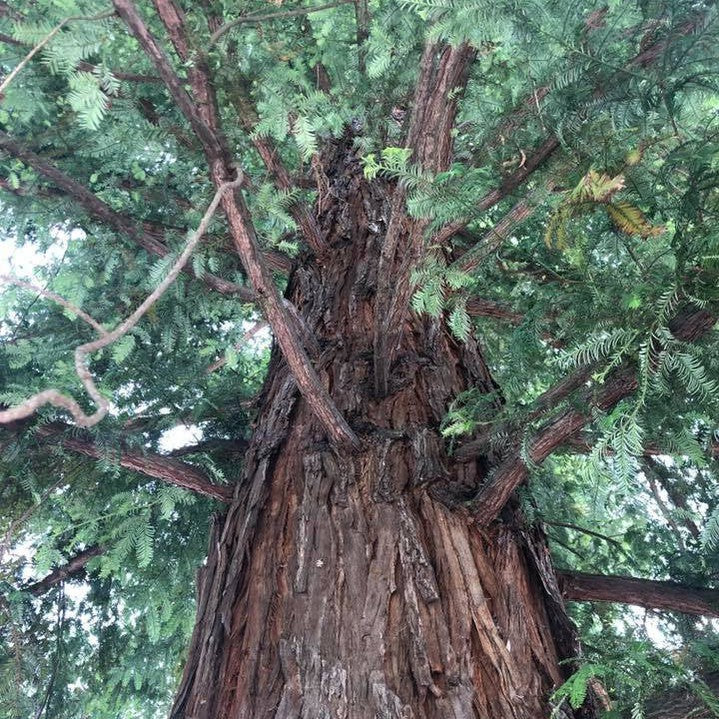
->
1 1 718 717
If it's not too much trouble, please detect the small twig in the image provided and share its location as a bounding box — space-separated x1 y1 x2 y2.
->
209 0 354 47
548 533 586 560
0 177 242 428
0 10 115 97
544 519 625 551
205 320 267 373
0 274 108 336
0 477 66 564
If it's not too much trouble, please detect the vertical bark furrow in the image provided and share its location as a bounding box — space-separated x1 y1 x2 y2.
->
170 141 595 719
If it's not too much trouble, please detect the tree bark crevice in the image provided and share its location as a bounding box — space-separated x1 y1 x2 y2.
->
170 145 596 719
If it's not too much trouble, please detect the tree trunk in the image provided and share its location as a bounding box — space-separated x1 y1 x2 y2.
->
170 137 596 719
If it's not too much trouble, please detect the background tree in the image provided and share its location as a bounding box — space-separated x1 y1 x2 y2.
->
1 0 718 717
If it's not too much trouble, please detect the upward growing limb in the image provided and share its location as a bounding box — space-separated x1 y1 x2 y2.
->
112 0 360 449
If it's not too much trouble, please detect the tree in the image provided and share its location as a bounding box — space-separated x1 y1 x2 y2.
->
1 0 718 717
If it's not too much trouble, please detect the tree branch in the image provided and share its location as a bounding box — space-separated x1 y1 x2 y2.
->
24 546 104 596
465 297 524 323
33 423 233 502
431 11 707 244
450 195 537 273
644 459 701 539
472 366 639 526
373 41 476 395
154 0 327 256
0 132 253 301
205 320 267 373
0 10 115 97
455 364 594 462
0 178 242 428
0 274 108 335
353 0 369 73
469 306 716 526
432 137 560 246
113 0 360 450
557 571 719 618
208 1 355 47
113 0 230 169
645 672 719 719
545 520 624 551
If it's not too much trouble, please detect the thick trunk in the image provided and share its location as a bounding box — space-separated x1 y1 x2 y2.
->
170 138 595 719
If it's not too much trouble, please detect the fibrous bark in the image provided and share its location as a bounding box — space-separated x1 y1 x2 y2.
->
170 137 596 719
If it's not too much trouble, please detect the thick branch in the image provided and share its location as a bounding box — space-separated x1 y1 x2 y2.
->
114 0 359 449
645 672 719 719
25 546 104 596
470 306 715 526
644 459 701 539
373 41 476 395
160 0 327 255
451 195 536 273
218 182 360 448
113 0 230 169
557 571 719 618
472 366 638 526
34 424 233 502
432 137 560 246
456 364 593 462
354 0 369 73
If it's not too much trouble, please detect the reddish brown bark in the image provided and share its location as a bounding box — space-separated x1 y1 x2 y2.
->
558 571 719 618
373 42 476 396
34 424 233 502
169 140 597 719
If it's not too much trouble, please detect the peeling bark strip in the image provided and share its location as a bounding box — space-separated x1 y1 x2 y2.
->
169 143 597 719
558 571 719 618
